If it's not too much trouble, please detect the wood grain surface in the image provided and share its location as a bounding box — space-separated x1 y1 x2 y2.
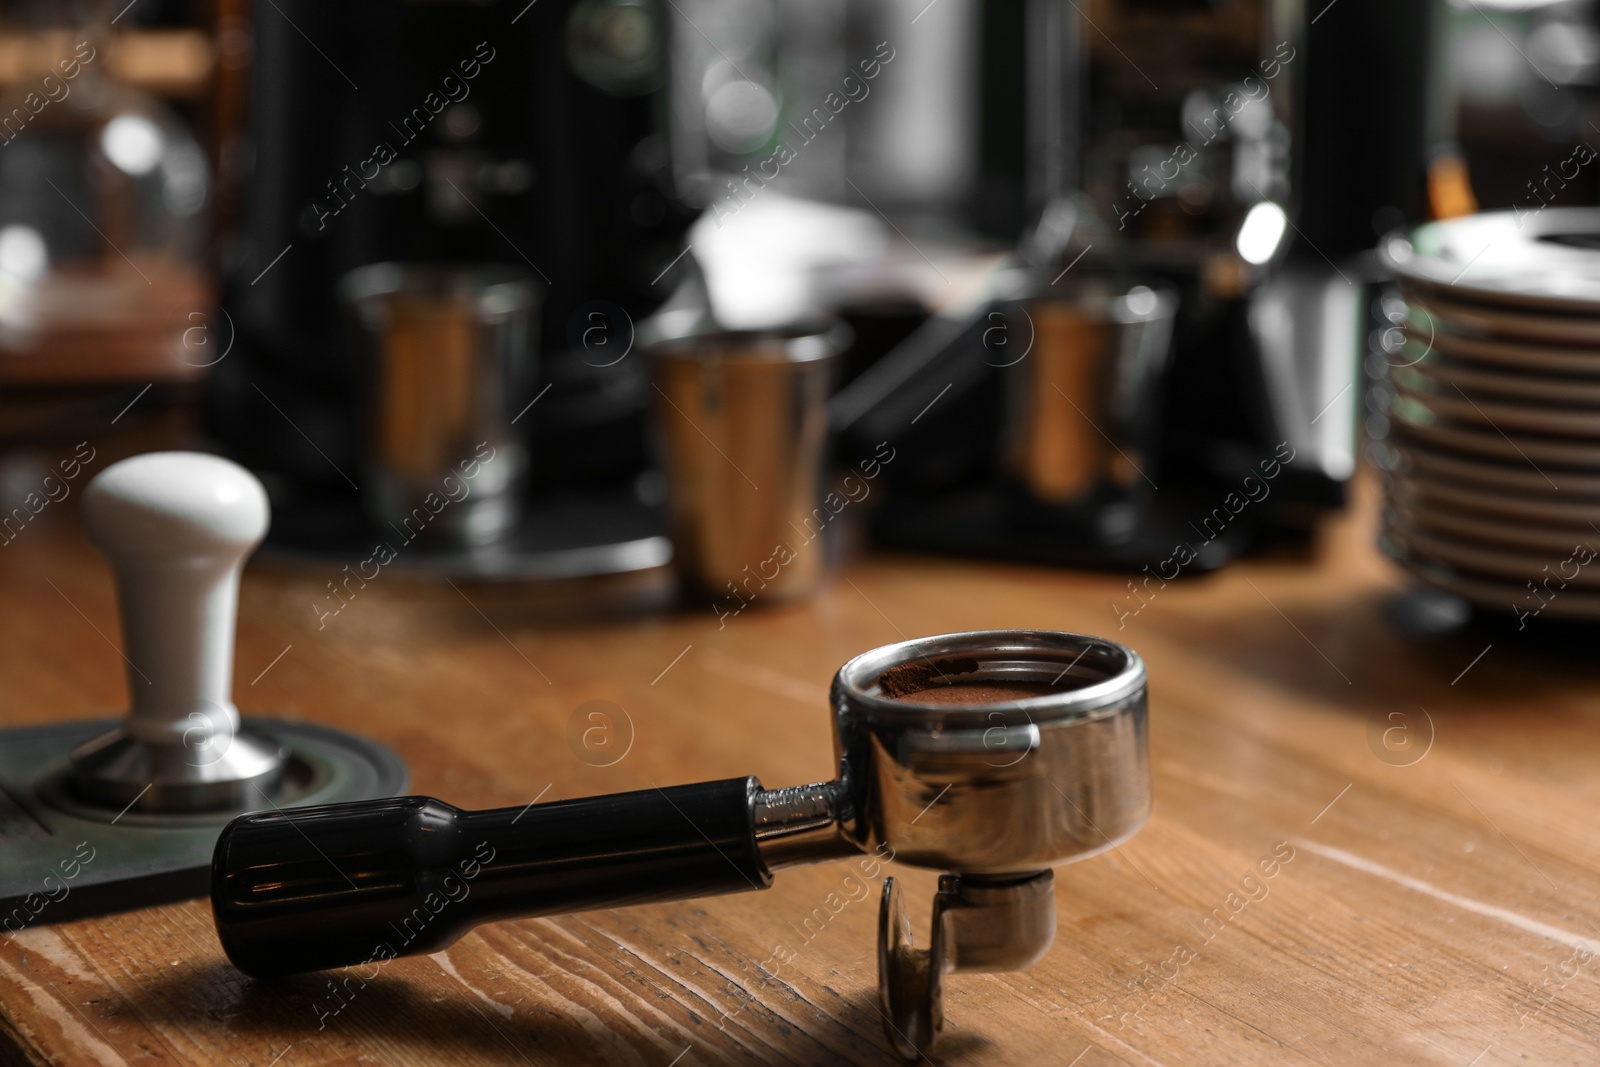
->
0 423 1597 1067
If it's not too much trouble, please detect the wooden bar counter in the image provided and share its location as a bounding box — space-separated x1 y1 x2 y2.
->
0 428 1596 1066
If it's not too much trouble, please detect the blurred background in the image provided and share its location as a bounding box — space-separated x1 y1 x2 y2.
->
3 0 1600 618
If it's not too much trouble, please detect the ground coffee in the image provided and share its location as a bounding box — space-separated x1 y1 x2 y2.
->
875 658 1060 705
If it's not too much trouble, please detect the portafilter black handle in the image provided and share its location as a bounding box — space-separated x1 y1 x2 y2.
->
211 777 772 978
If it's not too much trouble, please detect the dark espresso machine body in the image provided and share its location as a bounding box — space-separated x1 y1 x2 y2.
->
209 0 692 510
1106 0 1434 529
850 0 1434 569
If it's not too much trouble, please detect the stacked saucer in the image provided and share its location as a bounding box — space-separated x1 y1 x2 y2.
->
1376 209 1600 621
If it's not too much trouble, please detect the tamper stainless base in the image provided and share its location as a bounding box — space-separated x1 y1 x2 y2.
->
69 728 288 813
0 719 405 927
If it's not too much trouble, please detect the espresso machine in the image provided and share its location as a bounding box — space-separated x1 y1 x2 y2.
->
208 0 694 573
831 0 1434 570
209 0 1434 577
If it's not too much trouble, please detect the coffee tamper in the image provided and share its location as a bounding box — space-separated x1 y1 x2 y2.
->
0 451 405 923
211 630 1150 1059
70 451 288 811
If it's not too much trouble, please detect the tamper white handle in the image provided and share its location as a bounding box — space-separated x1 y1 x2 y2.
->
81 452 269 753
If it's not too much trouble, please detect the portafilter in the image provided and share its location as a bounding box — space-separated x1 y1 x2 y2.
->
210 630 1151 1059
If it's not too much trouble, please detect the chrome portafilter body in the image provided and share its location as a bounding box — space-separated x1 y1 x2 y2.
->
830 629 1150 872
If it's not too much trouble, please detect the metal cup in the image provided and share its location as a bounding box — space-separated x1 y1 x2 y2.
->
998 275 1178 539
340 263 540 547
648 324 844 605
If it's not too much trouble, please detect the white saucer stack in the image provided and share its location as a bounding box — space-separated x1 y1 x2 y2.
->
1377 209 1600 621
